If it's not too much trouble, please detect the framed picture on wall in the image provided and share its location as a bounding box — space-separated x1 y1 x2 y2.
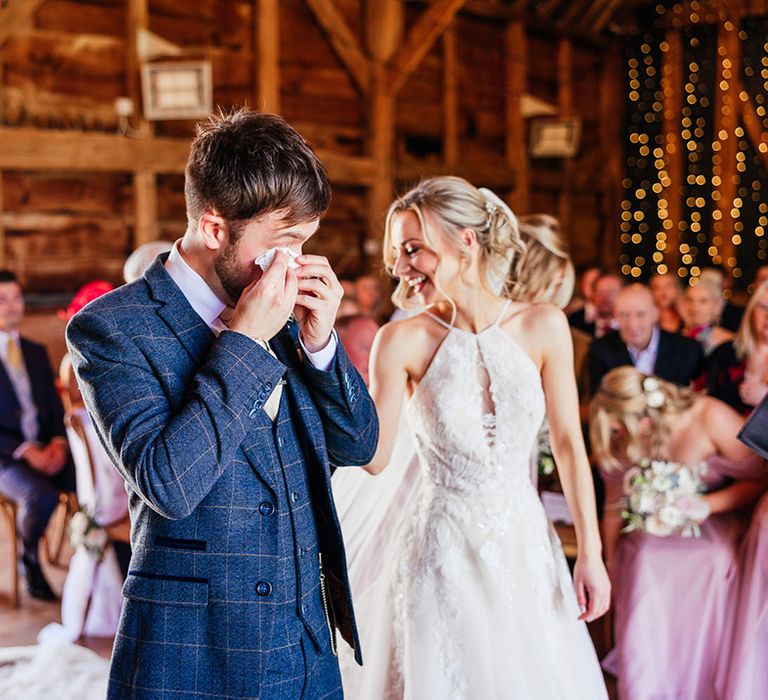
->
529 117 582 158
141 60 213 121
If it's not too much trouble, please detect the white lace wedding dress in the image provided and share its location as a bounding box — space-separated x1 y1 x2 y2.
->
337 301 607 699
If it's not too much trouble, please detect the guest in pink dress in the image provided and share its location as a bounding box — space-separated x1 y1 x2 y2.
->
590 367 768 700
717 491 768 699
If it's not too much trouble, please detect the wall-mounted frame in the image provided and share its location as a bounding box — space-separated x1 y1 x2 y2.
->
529 117 582 158
140 60 213 121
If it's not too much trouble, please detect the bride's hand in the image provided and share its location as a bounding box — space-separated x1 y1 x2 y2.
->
573 555 611 622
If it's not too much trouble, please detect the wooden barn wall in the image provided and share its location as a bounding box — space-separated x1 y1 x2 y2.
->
0 0 622 297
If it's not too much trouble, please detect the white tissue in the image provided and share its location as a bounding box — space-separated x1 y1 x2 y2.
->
255 247 300 271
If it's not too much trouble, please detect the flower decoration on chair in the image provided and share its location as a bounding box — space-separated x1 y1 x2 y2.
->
622 459 710 538
69 509 109 562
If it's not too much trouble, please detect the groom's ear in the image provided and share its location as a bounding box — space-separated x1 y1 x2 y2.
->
198 209 229 252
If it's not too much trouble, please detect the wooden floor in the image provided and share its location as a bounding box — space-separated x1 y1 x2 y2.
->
0 513 617 697
0 509 113 659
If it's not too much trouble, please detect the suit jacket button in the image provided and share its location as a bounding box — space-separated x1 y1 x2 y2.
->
259 502 274 516
255 581 272 597
264 381 273 391
290 491 298 504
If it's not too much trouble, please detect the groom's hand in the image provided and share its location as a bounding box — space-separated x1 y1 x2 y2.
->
294 254 343 353
230 251 298 341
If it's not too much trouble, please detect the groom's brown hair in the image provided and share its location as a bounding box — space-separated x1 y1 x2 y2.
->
184 108 330 238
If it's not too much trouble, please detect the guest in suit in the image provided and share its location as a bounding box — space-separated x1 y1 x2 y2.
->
568 272 622 337
67 110 379 699
0 270 74 600
649 272 684 333
588 283 704 394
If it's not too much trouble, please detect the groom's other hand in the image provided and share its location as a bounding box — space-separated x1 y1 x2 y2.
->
294 254 343 352
230 251 298 341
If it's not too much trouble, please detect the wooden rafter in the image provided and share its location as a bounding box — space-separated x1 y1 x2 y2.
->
390 0 466 95
505 20 528 213
0 128 378 185
442 27 458 166
593 0 625 32
304 0 371 95
0 0 45 47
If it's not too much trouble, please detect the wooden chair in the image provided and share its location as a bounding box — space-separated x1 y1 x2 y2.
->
0 494 19 606
44 490 78 568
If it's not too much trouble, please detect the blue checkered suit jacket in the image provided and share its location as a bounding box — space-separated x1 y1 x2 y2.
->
65 257 378 698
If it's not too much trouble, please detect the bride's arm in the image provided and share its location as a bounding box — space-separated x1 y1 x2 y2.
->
535 306 611 621
363 322 411 474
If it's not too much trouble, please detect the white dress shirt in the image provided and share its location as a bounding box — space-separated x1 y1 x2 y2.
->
627 325 661 376
164 242 337 418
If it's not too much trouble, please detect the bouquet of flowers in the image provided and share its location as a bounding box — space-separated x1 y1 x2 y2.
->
69 508 109 561
622 459 710 537
536 420 556 477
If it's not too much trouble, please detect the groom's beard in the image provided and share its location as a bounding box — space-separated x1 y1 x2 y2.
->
214 243 257 304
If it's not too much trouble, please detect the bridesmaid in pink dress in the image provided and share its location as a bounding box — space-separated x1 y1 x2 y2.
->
590 367 768 700
717 491 768 699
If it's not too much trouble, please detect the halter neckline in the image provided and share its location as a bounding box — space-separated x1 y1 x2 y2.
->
425 299 513 336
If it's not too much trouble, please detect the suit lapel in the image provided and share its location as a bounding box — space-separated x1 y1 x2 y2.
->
653 332 671 377
0 357 19 410
144 257 216 364
20 341 45 412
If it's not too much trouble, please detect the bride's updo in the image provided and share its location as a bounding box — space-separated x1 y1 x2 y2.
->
383 176 525 310
589 366 694 471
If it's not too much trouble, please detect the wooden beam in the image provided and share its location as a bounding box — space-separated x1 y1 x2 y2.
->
390 0 466 95
505 20 528 213
713 22 740 274
256 0 280 112
661 29 683 269
0 0 45 47
134 170 158 247
593 0 625 33
304 0 371 95
442 26 458 166
396 160 515 189
0 171 5 268
0 128 377 184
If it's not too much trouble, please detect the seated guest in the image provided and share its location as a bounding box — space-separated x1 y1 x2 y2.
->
355 274 386 323
588 284 704 394
565 264 601 317
336 315 379 386
590 367 768 700
568 272 622 337
700 266 744 333
0 270 75 600
123 241 173 284
707 281 768 414
753 265 768 290
683 276 734 354
649 272 684 333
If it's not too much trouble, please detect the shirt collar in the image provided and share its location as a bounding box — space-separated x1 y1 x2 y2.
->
628 324 661 357
164 241 227 329
0 329 20 343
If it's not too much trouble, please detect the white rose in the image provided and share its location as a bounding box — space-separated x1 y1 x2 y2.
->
659 505 685 530
645 514 674 537
652 475 673 493
652 460 674 476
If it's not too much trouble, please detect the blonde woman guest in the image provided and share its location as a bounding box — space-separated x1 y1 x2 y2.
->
649 272 685 334
707 280 768 414
590 367 767 700
683 276 733 353
339 177 609 699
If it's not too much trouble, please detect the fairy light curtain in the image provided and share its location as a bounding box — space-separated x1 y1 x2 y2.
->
621 2 768 293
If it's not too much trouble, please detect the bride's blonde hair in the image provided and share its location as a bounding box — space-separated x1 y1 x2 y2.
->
589 366 694 471
383 176 525 314
509 213 575 309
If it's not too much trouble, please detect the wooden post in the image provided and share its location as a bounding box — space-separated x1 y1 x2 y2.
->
256 0 280 113
365 0 403 260
505 20 528 214
134 170 158 247
598 48 624 270
126 0 151 136
713 22 739 274
443 26 458 166
661 30 683 269
557 39 573 233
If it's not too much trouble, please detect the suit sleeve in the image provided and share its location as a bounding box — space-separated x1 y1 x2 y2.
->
300 342 379 467
66 310 286 520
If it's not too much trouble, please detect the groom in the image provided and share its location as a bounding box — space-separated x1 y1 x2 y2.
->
66 109 378 699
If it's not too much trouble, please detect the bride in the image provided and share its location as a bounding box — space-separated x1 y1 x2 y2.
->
337 176 609 699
